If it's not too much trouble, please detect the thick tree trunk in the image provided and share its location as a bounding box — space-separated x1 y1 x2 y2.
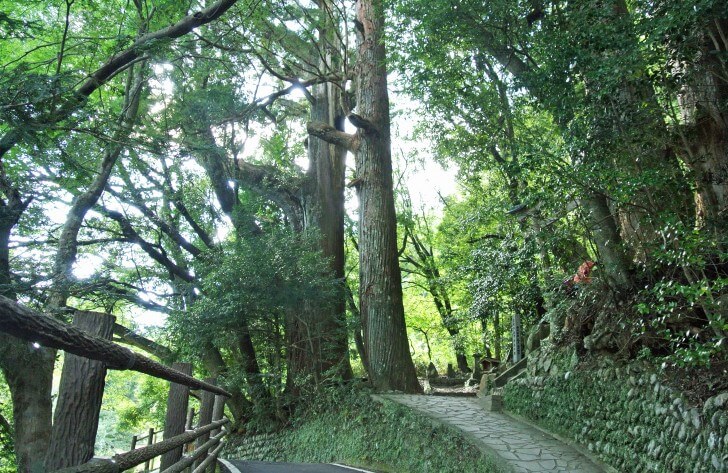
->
0 215 55 473
286 0 352 393
45 311 115 470
584 193 632 293
345 283 370 375
159 363 192 471
199 342 251 428
354 0 420 393
0 335 54 473
678 18 728 232
306 75 352 379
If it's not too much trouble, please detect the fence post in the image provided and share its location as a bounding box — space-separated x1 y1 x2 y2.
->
186 407 196 430
193 377 216 469
209 393 226 472
209 394 225 473
159 362 192 470
46 311 115 470
143 427 154 472
211 394 225 435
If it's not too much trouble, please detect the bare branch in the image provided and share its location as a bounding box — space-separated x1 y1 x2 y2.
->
307 121 359 152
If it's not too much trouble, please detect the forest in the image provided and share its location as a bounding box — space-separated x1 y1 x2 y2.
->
0 0 726 471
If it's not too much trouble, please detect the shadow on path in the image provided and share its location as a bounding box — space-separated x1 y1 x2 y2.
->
220 460 375 473
377 394 609 473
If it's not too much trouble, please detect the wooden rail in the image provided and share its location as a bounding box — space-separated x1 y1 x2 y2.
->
0 295 233 472
0 296 231 397
131 427 161 472
52 419 229 473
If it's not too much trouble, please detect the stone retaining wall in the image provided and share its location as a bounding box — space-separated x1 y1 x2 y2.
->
503 366 728 472
223 432 286 461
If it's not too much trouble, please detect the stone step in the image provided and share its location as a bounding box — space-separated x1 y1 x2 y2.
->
476 394 503 412
494 357 528 388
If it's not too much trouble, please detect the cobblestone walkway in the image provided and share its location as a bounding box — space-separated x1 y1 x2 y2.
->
378 394 607 473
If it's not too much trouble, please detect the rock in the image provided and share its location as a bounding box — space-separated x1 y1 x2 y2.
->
478 394 503 412
711 453 722 470
690 408 702 429
704 392 728 415
426 362 438 379
476 374 494 398
678 423 687 441
422 377 433 394
526 320 550 353
708 432 718 450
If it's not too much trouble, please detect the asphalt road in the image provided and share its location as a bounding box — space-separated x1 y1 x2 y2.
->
220 460 375 473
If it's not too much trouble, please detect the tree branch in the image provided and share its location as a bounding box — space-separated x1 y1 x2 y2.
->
0 0 241 159
112 323 174 362
307 121 359 152
101 208 196 283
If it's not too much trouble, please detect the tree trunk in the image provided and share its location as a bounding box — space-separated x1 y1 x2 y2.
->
0 335 54 473
306 73 352 380
159 363 192 471
493 312 502 361
199 342 251 428
345 283 370 375
286 0 353 394
584 192 632 293
354 0 420 393
0 215 55 473
677 17 728 233
45 311 115 470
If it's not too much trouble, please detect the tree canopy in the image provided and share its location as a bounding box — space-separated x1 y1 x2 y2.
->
0 0 726 468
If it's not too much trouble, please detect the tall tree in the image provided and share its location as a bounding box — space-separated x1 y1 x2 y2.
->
311 0 420 392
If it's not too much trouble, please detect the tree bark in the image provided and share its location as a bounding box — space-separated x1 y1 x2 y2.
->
0 336 54 473
45 311 115 470
301 0 353 382
677 17 728 233
159 362 192 471
0 196 54 473
353 0 420 393
584 192 632 293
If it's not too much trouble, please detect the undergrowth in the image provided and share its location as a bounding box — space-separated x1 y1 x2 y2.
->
226 384 503 472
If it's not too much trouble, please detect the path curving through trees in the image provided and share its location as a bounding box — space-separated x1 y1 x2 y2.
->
378 395 608 473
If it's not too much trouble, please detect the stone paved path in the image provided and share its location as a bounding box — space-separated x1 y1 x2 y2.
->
379 394 607 473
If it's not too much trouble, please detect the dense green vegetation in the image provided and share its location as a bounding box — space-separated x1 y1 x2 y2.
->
225 386 503 472
0 0 726 470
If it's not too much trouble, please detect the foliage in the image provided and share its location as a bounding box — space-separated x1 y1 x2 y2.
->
95 370 167 456
636 220 728 366
389 0 727 368
0 374 14 473
227 384 504 472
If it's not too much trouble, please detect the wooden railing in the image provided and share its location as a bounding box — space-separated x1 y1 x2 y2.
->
131 427 161 472
0 295 231 473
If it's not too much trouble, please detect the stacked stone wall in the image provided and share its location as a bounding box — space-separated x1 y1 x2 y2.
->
223 432 286 461
504 366 728 472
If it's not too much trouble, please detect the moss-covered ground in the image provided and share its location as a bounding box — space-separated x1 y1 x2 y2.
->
224 386 502 472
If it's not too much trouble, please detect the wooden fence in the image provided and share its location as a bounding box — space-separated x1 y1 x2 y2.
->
0 295 231 473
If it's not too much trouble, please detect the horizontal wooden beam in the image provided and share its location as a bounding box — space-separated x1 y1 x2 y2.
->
52 419 229 473
0 296 231 397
